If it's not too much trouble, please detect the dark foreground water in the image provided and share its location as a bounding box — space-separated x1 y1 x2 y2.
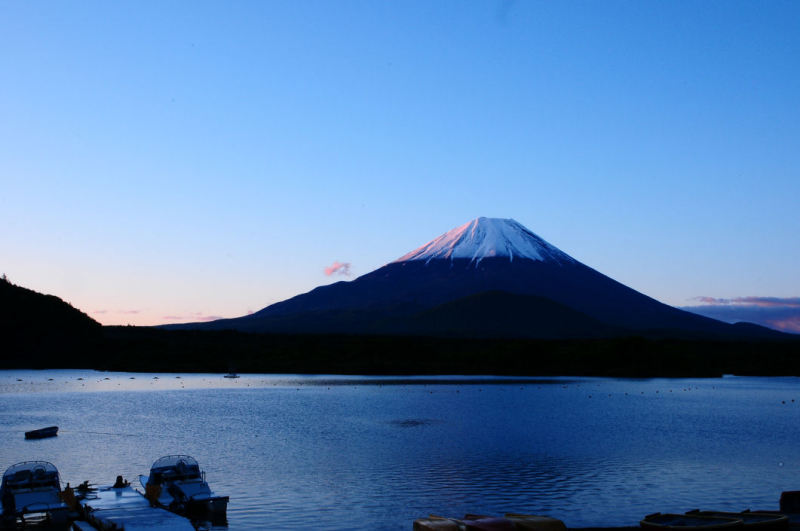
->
2 371 800 529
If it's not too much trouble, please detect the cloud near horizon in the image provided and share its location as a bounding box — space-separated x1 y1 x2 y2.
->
682 296 800 334
691 296 800 308
324 261 351 276
162 312 225 322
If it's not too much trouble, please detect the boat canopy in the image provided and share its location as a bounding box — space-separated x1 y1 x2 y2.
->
1 461 60 490
148 455 202 483
151 455 199 471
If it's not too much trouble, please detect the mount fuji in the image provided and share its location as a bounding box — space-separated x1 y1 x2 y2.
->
167 217 778 339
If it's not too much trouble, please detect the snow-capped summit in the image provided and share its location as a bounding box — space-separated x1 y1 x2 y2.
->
395 217 574 265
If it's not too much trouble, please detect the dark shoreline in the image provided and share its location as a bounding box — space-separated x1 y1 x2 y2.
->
2 325 800 378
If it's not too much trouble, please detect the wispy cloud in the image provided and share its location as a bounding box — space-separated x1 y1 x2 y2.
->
161 312 224 322
682 296 800 334
770 317 800 334
93 310 108 314
324 261 351 277
690 296 800 308
196 315 224 322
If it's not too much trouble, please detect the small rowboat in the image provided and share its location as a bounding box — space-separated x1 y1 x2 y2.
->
24 426 58 439
1 461 70 525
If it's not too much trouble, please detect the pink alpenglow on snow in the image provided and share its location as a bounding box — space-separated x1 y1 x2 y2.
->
395 217 575 265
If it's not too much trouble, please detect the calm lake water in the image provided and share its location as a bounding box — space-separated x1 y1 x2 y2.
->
2 370 800 529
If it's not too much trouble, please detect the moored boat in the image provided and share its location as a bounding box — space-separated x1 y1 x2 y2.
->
414 515 515 530
0 461 70 528
140 455 228 525
504 514 568 531
414 513 566 530
641 513 744 530
24 427 58 440
685 511 788 531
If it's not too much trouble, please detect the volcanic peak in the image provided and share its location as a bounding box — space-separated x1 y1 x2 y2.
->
394 217 574 265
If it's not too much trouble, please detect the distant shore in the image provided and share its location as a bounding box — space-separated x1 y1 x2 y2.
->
3 325 800 377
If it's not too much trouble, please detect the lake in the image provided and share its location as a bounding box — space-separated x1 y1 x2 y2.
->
1 370 799 529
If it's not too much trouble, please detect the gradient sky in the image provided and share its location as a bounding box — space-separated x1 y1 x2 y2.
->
1 1 798 329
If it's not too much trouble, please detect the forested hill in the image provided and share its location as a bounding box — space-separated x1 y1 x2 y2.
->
1 275 101 366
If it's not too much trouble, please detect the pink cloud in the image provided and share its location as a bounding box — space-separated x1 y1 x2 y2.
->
690 296 800 308
683 296 800 335
93 309 139 316
693 296 725 305
767 317 800 334
161 313 224 322
196 315 224 322
324 261 351 277
735 297 800 308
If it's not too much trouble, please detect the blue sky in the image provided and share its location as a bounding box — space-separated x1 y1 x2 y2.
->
1 1 798 330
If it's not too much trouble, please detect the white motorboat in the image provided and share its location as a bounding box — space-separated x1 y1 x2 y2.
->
140 455 228 525
1 461 70 528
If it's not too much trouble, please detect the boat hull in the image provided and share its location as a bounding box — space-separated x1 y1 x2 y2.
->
684 512 788 531
139 474 228 526
186 496 229 525
642 513 744 530
24 427 58 440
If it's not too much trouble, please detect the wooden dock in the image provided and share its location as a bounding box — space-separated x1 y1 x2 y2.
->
78 485 194 530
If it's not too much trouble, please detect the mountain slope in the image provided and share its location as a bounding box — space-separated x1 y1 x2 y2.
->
165 217 774 339
0 276 100 332
398 290 621 338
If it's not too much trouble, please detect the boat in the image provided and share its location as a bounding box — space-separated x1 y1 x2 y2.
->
140 455 228 525
414 515 515 530
504 513 568 531
414 513 566 530
0 461 70 528
641 513 744 530
685 510 788 531
780 490 800 513
24 427 58 440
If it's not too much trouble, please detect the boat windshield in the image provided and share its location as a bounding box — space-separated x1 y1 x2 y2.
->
1 462 61 491
149 455 202 482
